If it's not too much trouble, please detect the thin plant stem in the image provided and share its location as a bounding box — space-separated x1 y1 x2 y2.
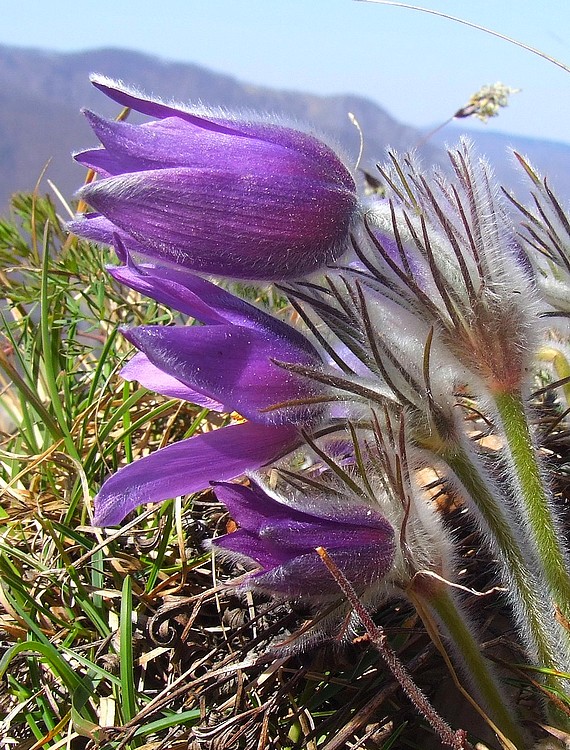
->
315 546 470 750
356 1 570 76
40 223 81 464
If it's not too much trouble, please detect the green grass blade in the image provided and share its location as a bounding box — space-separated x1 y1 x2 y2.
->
119 575 138 726
132 709 201 737
39 222 80 462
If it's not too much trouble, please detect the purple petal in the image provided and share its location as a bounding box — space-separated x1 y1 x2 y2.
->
75 146 146 178
120 352 226 410
108 264 230 324
67 214 150 257
222 120 355 191
122 324 318 425
89 76 355 191
93 421 300 526
90 75 247 136
248 544 395 597
78 167 355 279
213 483 393 558
214 529 293 570
261 517 394 552
107 261 316 354
213 481 311 532
77 111 332 183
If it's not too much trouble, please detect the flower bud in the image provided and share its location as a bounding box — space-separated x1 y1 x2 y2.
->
70 75 358 281
211 480 395 600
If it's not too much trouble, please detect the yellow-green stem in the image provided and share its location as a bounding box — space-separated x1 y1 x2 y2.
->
443 445 563 674
493 390 570 622
409 573 526 750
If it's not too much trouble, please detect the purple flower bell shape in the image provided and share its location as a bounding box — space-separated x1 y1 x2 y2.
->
93 253 328 527
212 481 395 599
69 75 359 281
108 252 325 427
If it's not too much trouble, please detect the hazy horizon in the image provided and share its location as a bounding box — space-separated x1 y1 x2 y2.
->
1 1 569 145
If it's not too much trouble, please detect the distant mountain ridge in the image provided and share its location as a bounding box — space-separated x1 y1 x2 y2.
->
1 44 569 213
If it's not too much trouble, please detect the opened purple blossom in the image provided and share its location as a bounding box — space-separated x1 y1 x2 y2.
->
108 255 325 426
93 256 326 527
93 422 302 527
69 75 358 280
212 481 395 598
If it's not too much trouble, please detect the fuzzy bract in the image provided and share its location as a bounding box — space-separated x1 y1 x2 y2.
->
362 140 541 396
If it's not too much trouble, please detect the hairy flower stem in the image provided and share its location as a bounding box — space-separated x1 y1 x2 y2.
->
408 572 526 750
441 443 566 677
442 443 570 731
493 390 570 629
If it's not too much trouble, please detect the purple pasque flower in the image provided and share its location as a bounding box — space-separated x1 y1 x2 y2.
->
94 422 302 528
93 253 327 527
69 75 358 281
211 480 395 599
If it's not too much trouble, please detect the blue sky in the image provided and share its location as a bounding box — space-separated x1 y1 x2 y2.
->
2 0 570 144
